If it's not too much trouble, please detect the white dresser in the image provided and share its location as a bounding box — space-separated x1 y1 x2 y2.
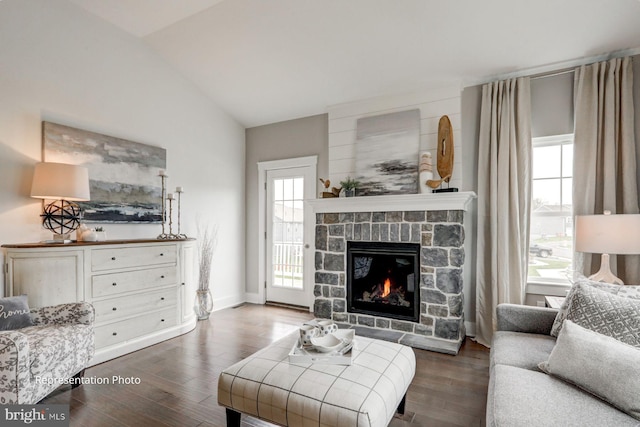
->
2 239 197 365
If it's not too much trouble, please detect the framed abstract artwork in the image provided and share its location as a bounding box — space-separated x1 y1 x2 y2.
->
43 121 166 223
355 109 420 196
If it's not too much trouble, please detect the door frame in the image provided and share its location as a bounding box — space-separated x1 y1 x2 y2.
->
257 155 317 309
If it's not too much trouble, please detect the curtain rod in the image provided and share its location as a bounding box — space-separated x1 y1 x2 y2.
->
530 68 575 81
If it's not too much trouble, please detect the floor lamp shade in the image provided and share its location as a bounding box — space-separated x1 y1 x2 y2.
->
30 162 90 201
575 213 640 285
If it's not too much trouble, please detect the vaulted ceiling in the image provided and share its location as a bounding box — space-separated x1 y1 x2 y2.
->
69 0 640 127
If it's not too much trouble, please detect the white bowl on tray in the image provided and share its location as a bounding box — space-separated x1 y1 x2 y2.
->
310 329 355 353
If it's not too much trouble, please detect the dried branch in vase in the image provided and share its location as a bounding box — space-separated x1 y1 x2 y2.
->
197 222 218 292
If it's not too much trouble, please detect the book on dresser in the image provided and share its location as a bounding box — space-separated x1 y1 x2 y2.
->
2 239 198 365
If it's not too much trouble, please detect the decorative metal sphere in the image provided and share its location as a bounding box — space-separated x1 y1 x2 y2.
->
41 200 82 235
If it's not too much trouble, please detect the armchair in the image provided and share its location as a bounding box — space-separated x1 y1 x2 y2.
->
0 302 95 404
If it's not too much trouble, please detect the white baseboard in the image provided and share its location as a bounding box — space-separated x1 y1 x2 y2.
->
465 321 476 337
244 292 263 305
213 294 246 312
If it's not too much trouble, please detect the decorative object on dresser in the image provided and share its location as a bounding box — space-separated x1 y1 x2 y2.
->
426 115 458 193
30 162 91 243
355 109 420 196
575 211 640 285
43 121 166 223
1 239 197 365
195 223 217 320
0 300 95 404
157 170 188 240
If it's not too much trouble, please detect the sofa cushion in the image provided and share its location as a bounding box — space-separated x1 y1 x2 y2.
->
551 278 640 337
539 320 640 421
561 284 640 348
490 331 555 371
487 364 638 427
0 295 34 331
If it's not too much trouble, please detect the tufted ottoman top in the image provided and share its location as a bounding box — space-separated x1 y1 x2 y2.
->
218 331 416 427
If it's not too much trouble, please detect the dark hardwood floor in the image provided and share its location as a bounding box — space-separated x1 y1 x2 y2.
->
42 304 489 427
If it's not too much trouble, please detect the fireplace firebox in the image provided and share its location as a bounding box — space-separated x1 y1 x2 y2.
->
346 241 420 322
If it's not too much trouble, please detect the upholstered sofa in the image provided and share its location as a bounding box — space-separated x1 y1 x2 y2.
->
0 302 95 404
487 302 638 426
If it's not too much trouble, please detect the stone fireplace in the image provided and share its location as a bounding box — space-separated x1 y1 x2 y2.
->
308 193 475 355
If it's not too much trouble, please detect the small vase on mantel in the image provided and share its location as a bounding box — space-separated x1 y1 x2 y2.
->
194 289 214 320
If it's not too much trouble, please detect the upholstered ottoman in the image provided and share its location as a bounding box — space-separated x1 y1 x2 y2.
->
218 332 416 427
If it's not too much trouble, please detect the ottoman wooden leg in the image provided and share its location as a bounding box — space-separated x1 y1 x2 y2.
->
397 393 407 415
226 408 241 427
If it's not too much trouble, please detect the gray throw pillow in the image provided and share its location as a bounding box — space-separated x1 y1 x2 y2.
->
559 283 640 348
539 320 640 421
550 277 640 337
0 295 34 331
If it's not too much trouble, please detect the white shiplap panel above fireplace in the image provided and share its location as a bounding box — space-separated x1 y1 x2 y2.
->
307 192 476 214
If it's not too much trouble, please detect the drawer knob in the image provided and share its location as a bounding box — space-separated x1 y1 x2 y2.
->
161 297 165 301
112 283 117 286
161 319 165 322
161 275 165 279
112 332 117 336
160 253 164 256
181 283 185 286
111 257 116 261
112 307 117 311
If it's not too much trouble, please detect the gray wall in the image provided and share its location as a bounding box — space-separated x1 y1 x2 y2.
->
245 114 329 295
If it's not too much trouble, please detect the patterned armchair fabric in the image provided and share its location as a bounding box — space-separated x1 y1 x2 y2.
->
0 302 95 404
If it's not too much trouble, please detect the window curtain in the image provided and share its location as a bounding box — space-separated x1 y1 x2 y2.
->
573 57 640 284
475 77 532 347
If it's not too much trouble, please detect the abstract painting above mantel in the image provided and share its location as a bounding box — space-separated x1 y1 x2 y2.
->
355 109 420 196
43 121 166 223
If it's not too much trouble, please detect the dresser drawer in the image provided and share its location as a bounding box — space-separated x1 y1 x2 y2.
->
93 288 177 322
95 308 177 348
92 266 177 298
92 245 177 271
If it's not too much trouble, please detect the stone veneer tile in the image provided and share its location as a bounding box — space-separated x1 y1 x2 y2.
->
330 287 345 298
436 268 462 293
339 213 354 223
411 224 421 242
372 212 386 222
361 224 371 240
435 318 461 340
421 248 448 267
314 299 331 318
328 224 344 236
371 224 380 240
323 253 344 271
433 224 464 247
404 211 426 222
333 313 348 322
328 237 345 252
450 248 465 267
315 252 323 269
389 224 399 241
448 210 464 224
315 225 327 251
358 316 375 327
315 272 339 285
345 224 353 240
428 305 449 317
414 323 433 336
353 326 404 342
379 224 389 241
355 212 371 222
391 320 414 333
421 232 433 246
332 299 345 312
401 223 411 241
324 213 339 224
427 210 448 222
375 318 390 329
386 211 402 222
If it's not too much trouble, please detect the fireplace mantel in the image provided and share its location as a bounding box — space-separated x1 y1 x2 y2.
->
306 191 476 214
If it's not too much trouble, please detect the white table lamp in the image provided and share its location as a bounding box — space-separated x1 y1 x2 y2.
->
574 211 640 285
31 162 90 242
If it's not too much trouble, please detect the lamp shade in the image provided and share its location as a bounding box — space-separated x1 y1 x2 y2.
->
30 162 90 201
575 213 640 255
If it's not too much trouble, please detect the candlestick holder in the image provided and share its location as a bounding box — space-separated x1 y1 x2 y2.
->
176 188 187 239
157 172 171 239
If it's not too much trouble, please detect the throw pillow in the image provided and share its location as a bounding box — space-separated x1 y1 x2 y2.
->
560 283 640 348
550 277 640 337
0 295 34 331
539 320 640 421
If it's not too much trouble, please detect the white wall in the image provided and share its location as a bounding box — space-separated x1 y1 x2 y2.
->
327 86 463 190
0 0 246 309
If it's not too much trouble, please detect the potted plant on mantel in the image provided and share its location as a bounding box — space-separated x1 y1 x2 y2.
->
339 177 360 197
195 222 217 320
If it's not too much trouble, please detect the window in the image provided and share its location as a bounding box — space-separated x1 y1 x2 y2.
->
528 134 574 283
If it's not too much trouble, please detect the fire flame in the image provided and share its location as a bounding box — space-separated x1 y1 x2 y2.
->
382 278 391 298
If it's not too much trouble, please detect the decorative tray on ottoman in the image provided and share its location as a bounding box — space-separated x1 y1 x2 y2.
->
289 329 355 365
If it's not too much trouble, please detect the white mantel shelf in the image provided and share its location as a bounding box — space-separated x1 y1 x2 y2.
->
306 191 476 213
